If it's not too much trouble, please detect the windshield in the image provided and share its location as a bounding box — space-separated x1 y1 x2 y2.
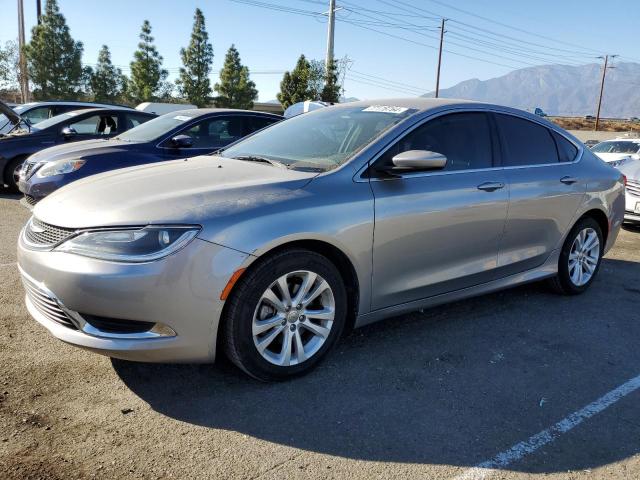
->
222 105 417 170
115 113 195 142
591 141 640 154
31 111 81 130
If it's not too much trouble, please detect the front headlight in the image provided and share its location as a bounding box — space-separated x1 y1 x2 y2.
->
55 226 200 262
36 159 86 178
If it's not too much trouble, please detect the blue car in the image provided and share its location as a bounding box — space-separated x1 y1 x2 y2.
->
18 108 282 206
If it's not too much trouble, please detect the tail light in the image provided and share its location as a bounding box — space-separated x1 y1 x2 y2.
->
622 174 627 188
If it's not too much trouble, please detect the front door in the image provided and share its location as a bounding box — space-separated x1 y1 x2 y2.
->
370 112 508 310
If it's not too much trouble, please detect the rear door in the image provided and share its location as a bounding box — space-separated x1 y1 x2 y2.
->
493 113 585 274
370 111 509 310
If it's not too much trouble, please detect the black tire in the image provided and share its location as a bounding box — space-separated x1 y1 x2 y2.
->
3 157 25 192
547 217 604 295
221 248 347 381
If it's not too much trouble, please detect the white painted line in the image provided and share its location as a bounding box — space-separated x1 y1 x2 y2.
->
453 373 640 480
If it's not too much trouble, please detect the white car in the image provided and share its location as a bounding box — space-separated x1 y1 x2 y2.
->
618 160 640 223
591 138 640 168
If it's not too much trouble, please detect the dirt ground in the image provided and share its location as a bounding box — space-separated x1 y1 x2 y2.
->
1 190 640 480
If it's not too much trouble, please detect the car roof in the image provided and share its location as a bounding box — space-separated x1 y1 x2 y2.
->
333 97 485 113
158 108 282 118
18 101 132 109
64 107 151 115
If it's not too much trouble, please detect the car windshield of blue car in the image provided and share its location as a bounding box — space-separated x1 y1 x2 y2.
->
222 105 417 171
30 111 81 131
114 113 196 142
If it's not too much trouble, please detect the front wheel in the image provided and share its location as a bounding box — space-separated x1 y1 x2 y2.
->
548 217 604 295
221 249 347 381
4 157 25 192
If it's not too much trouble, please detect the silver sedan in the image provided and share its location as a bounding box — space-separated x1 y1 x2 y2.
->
17 99 625 380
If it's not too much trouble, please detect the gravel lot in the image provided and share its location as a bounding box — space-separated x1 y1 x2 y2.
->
1 190 639 479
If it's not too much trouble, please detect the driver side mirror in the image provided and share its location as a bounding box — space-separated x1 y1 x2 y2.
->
61 126 77 139
377 150 447 176
170 134 194 149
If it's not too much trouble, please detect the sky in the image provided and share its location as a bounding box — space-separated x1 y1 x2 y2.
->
1 0 639 102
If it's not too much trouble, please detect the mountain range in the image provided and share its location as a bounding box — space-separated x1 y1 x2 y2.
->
421 62 640 118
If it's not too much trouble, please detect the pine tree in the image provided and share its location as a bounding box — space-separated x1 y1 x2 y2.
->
320 58 341 103
23 0 84 99
277 55 315 109
214 45 258 109
177 8 213 107
90 45 125 103
129 20 168 102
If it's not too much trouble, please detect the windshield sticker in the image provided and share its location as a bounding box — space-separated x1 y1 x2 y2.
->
363 105 409 114
173 115 192 121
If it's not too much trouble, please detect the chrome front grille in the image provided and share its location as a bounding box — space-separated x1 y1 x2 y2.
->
627 179 640 197
23 195 38 207
24 217 76 247
21 276 78 330
22 161 37 179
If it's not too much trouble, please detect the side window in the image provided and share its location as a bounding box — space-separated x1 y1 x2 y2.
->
378 112 493 172
552 132 578 163
178 117 245 149
23 106 51 124
69 114 118 135
125 113 152 130
495 114 558 166
246 116 279 134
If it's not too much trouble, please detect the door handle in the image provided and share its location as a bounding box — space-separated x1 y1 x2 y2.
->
477 181 505 192
560 176 578 185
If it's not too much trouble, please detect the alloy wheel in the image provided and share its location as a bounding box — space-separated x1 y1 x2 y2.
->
252 270 335 367
568 227 600 287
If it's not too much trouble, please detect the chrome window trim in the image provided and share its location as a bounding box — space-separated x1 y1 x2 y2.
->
353 105 583 183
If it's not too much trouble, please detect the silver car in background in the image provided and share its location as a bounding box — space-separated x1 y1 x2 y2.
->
17 99 625 381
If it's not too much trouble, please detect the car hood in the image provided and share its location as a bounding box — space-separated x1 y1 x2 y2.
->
618 159 640 180
27 138 139 163
594 152 635 162
34 155 318 230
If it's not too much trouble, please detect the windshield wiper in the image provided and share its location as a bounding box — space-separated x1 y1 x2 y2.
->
231 155 288 168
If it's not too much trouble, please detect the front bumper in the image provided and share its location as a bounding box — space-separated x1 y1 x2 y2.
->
17 233 251 363
625 187 640 223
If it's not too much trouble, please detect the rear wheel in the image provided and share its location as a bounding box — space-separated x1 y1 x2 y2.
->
3 157 25 192
548 217 603 295
222 249 347 381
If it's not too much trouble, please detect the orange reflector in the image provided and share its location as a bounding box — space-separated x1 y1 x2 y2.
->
220 268 246 300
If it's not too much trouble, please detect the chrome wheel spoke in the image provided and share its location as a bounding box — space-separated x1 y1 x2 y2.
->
253 314 285 335
262 288 287 313
302 279 330 307
256 325 285 353
277 275 293 307
305 307 334 322
292 271 317 306
294 329 306 363
301 321 331 339
279 328 293 366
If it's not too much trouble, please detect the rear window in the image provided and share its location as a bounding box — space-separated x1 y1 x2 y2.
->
553 132 578 163
496 114 558 166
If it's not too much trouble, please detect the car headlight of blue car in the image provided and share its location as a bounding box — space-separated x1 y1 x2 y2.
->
36 159 86 177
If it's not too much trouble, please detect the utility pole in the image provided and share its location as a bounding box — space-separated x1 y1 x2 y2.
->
17 0 30 103
595 54 617 131
36 0 42 24
435 18 446 98
325 0 336 72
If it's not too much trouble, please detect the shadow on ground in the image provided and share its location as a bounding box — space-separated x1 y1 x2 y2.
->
114 258 640 473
